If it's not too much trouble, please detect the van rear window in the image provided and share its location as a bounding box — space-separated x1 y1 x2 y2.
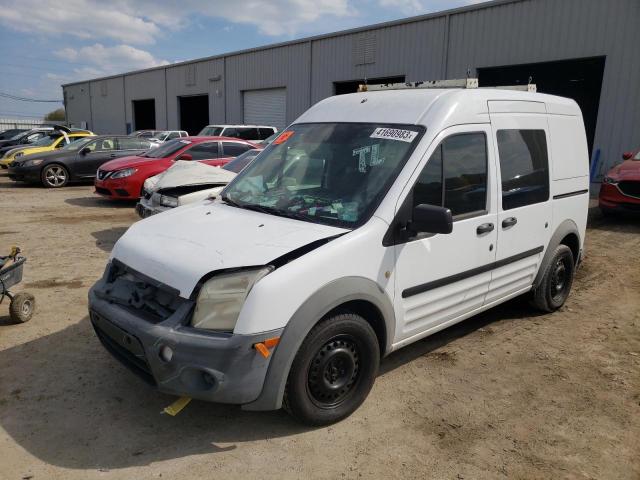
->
497 130 549 210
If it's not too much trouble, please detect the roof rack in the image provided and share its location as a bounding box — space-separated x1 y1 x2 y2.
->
357 78 537 93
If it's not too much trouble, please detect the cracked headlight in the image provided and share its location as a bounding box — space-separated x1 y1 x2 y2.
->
159 194 178 207
111 168 137 179
191 266 274 332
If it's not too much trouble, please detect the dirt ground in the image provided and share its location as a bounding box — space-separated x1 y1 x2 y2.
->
0 172 638 480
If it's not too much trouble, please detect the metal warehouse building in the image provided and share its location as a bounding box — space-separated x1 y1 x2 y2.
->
62 0 639 177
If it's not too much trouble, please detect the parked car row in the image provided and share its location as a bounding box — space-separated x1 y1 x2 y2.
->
3 123 277 189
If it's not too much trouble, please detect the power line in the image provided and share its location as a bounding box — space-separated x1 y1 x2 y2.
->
0 91 62 103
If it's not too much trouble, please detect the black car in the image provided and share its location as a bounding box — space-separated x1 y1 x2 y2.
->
8 135 153 188
0 125 89 157
0 128 28 141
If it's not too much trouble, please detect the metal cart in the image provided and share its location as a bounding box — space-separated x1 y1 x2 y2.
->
0 247 35 323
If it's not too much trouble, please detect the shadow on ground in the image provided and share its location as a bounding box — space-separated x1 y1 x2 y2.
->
66 197 138 209
587 206 640 233
91 227 129 252
0 297 537 470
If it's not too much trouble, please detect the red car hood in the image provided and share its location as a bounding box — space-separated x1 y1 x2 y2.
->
100 155 166 171
609 160 640 180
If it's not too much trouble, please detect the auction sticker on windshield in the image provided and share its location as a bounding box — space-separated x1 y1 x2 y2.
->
370 127 418 143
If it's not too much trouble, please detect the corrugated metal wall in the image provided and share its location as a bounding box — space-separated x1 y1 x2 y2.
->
63 0 639 174
225 42 311 126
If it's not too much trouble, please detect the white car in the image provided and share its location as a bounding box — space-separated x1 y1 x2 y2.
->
197 125 277 143
136 149 262 218
148 130 189 146
89 81 589 426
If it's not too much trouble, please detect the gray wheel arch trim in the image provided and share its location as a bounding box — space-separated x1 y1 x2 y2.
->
534 219 581 288
242 276 395 411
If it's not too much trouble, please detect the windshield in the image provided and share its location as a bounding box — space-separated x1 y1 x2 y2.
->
198 126 224 136
223 149 260 173
61 136 93 151
150 132 168 140
32 134 62 147
141 139 190 158
10 131 29 140
223 123 423 228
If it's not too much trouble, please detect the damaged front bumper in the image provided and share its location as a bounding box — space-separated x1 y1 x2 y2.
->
136 194 171 218
88 262 283 405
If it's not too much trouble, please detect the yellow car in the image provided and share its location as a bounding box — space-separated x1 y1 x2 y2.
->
0 131 95 168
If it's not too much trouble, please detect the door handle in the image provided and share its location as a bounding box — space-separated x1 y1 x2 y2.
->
502 217 518 228
476 223 495 235
109 153 117 157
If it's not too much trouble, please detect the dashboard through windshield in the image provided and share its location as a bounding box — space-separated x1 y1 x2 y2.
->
222 123 423 228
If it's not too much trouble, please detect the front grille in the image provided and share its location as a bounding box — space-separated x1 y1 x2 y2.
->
97 170 111 180
618 181 640 198
91 312 155 385
102 260 186 324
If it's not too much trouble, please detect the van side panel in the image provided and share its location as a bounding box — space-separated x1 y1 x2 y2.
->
547 114 590 252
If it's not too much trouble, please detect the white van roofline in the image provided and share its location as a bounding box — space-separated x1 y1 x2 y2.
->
296 89 581 127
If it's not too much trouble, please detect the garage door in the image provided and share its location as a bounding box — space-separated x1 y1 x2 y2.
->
243 88 286 131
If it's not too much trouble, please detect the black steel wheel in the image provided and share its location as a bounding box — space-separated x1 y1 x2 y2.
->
284 313 379 426
532 244 575 312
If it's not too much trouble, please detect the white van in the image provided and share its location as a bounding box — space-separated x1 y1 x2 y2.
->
89 83 589 425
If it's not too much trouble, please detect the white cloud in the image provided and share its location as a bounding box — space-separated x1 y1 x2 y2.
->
46 44 168 83
0 0 160 45
0 0 354 44
378 0 424 15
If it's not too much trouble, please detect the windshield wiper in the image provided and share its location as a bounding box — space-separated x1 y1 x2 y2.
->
220 194 241 208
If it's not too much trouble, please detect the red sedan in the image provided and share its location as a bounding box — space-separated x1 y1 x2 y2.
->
94 136 259 200
599 149 640 215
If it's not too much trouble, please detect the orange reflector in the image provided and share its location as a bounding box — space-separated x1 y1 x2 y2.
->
274 130 294 145
263 337 280 348
254 342 270 358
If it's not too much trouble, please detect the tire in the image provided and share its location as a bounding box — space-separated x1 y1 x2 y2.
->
41 163 69 188
283 313 380 426
9 292 35 323
531 245 575 312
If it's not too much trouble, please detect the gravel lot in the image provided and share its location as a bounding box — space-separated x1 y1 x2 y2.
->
0 172 639 480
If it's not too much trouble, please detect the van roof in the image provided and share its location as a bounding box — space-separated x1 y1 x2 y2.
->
296 89 580 127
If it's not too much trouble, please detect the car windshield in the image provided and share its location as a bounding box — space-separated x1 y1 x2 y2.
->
223 123 423 228
61 136 93 151
150 132 168 140
198 126 224 136
634 151 640 161
32 134 61 146
141 139 190 158
10 131 29 140
222 149 260 173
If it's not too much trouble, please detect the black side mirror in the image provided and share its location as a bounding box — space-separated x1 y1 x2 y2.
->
410 204 453 234
80 147 90 155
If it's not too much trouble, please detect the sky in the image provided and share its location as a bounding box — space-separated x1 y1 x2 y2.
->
0 0 486 120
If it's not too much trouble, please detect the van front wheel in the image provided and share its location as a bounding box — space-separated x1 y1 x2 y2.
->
283 313 379 426
532 244 575 312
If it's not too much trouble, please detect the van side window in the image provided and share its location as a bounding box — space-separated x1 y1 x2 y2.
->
413 133 487 217
496 130 549 210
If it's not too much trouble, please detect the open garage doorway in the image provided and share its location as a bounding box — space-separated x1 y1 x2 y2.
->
334 75 406 95
132 99 156 130
478 57 606 157
179 95 209 135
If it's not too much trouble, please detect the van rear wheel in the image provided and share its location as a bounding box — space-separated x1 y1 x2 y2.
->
283 313 379 426
532 244 575 312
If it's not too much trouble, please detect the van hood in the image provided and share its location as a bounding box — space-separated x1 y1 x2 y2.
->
111 202 348 298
